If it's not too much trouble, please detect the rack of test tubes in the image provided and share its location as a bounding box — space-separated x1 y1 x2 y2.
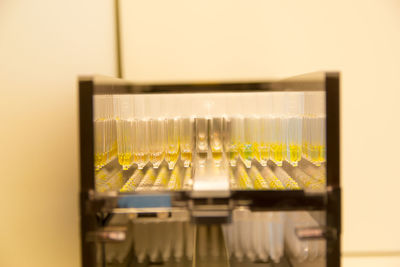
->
93 91 326 196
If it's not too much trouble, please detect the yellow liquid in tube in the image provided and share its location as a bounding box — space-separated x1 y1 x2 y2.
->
270 143 283 166
181 150 192 167
150 152 165 168
288 144 302 166
134 153 149 169
118 152 134 170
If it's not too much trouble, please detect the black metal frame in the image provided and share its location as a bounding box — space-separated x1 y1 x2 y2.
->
79 72 341 267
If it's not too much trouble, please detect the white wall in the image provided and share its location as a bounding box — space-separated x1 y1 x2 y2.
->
120 0 400 254
0 1 115 267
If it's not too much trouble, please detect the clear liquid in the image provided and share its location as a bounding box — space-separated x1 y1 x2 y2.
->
196 117 208 150
224 117 243 167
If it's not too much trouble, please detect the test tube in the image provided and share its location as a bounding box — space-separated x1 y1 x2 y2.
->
269 212 284 263
149 95 165 168
114 95 134 170
304 92 326 166
94 95 106 170
180 117 193 167
286 92 304 166
195 117 208 166
133 95 150 169
270 93 286 166
162 95 180 170
240 94 256 168
178 95 194 168
210 117 224 166
255 93 272 167
210 94 226 166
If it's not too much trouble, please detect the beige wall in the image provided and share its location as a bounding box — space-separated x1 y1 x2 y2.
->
120 0 400 253
0 1 115 267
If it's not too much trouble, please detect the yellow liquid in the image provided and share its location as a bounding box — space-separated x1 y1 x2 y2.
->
270 143 283 166
150 151 165 168
318 145 326 162
118 152 133 170
288 144 302 166
302 142 309 159
134 153 149 169
240 143 253 167
309 145 320 165
228 150 239 166
181 150 192 167
212 150 223 164
197 151 208 165
166 150 179 169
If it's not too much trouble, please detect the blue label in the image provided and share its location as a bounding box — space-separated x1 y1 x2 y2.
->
118 194 171 208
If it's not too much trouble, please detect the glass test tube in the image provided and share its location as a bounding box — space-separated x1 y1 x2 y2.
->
270 93 286 166
179 95 194 168
180 117 194 167
149 118 165 168
286 92 303 166
210 117 224 166
195 117 208 166
164 95 180 170
166 117 180 170
114 95 134 170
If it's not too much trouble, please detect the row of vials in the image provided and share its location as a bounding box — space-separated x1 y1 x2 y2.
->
93 91 325 171
104 211 324 265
